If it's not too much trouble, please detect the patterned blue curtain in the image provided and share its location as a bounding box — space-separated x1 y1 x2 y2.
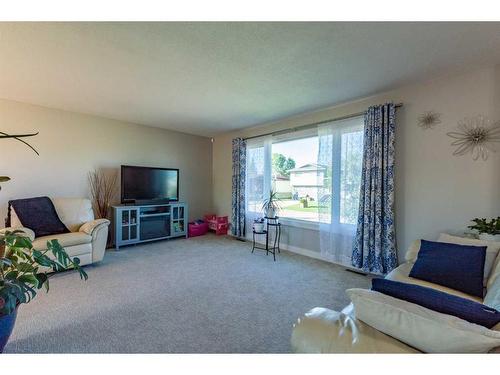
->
231 138 247 237
352 103 398 274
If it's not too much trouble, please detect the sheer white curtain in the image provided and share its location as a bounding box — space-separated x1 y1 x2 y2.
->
244 136 272 241
317 117 364 266
242 119 363 265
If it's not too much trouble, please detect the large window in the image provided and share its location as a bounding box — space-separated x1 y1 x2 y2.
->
271 135 320 222
245 117 364 227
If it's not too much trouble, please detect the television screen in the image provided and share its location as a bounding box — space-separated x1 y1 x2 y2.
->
121 165 179 203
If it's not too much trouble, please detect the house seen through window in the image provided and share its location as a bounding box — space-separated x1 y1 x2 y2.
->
271 136 322 222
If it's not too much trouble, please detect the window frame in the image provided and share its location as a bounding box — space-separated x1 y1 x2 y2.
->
327 119 365 228
245 117 364 228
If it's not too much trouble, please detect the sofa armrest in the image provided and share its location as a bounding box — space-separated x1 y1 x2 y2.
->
0 226 35 241
79 219 110 263
291 307 419 353
79 219 110 235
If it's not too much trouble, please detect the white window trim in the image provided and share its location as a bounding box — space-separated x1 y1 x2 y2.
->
245 116 363 227
278 217 320 231
278 217 357 232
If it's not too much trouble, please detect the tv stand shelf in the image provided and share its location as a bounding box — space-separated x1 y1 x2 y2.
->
112 202 188 249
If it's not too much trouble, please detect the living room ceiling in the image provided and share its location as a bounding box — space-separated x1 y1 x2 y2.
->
1 22 500 137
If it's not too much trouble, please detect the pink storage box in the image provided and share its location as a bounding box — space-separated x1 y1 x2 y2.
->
188 222 209 237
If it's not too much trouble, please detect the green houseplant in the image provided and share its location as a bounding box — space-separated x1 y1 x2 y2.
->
0 130 87 352
468 217 500 241
0 230 87 352
262 190 281 218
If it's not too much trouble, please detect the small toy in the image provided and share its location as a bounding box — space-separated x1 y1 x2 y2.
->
204 214 229 235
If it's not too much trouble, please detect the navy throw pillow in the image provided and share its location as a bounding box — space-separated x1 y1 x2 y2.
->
9 196 70 238
372 278 500 329
409 239 486 298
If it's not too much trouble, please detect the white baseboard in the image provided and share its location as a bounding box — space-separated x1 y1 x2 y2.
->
239 235 329 262
234 235 367 274
279 242 328 262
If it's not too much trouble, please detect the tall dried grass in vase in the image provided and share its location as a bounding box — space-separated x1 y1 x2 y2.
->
88 169 117 219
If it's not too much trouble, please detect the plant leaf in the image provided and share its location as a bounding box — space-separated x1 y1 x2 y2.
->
35 273 48 290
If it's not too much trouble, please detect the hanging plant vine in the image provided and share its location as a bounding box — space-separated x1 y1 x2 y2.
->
0 131 39 155
0 131 39 190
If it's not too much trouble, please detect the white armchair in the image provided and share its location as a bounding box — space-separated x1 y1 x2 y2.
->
2 197 110 266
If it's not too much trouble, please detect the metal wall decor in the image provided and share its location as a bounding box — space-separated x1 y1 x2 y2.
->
447 116 500 161
418 111 442 129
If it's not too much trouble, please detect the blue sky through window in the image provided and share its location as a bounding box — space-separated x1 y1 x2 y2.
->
272 136 318 167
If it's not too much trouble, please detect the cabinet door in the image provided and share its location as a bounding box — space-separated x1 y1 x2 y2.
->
122 210 130 225
121 210 130 241
171 204 186 236
119 208 140 243
129 208 139 241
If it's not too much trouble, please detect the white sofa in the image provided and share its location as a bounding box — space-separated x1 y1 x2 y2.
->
2 197 110 266
291 235 500 353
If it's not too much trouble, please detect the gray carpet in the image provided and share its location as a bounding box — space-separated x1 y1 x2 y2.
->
4 234 370 353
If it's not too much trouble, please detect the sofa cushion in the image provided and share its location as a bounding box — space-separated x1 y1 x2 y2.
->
9 196 70 237
489 254 500 292
386 262 482 302
484 272 500 311
372 279 500 329
347 288 500 353
439 234 500 286
32 232 92 251
52 198 95 232
405 234 500 287
404 239 422 262
409 240 486 298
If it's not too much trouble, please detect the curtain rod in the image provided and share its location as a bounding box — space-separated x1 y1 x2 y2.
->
243 103 403 141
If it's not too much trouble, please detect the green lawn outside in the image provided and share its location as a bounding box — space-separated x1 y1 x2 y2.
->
284 202 324 213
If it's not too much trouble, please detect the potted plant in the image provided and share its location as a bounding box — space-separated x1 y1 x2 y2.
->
300 197 308 208
253 218 265 233
0 231 88 352
467 217 500 241
262 190 281 218
2 131 83 352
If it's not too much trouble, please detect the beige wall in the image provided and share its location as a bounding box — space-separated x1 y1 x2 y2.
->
212 66 500 262
0 99 213 224
2 66 499 263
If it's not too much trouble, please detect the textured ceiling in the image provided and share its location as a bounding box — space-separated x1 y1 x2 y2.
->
1 22 500 137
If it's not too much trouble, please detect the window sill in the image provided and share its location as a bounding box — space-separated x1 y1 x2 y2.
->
277 218 357 232
278 218 320 231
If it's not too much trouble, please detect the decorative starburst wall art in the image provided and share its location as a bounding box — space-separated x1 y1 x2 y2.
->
418 111 442 129
447 116 500 161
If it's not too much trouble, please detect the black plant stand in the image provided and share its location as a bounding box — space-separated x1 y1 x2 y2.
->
252 217 281 261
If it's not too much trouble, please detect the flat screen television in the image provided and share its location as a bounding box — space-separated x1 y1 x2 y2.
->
121 165 179 204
